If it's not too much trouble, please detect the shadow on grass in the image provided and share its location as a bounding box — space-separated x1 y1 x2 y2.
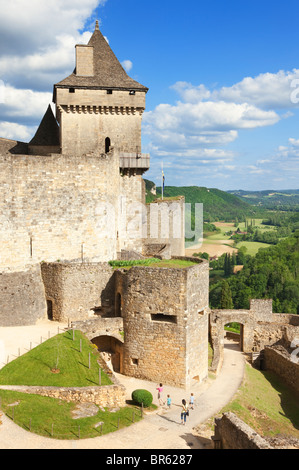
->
262 369 299 431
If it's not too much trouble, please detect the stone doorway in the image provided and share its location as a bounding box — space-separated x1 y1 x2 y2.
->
47 299 53 320
224 322 244 351
91 335 124 373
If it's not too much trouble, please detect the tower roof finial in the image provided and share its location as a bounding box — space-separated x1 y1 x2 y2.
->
95 20 99 30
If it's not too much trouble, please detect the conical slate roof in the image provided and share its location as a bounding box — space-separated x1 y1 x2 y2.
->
29 105 60 146
54 21 148 92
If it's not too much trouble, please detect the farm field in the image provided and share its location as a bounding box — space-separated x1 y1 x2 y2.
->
185 219 274 257
234 241 271 256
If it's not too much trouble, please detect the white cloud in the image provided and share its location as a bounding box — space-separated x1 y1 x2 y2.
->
143 97 279 161
173 70 299 110
121 60 133 72
0 84 52 119
0 121 36 141
0 0 107 140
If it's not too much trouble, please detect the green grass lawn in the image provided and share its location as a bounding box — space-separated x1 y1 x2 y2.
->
0 389 142 440
0 330 146 440
0 330 112 387
220 364 299 439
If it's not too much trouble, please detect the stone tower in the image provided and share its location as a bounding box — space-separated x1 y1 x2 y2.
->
53 20 148 157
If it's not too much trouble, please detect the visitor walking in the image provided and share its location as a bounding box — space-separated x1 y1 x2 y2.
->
189 393 194 410
156 383 165 405
167 394 171 409
180 399 189 425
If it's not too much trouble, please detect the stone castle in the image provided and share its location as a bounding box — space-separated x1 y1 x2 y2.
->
1 22 298 391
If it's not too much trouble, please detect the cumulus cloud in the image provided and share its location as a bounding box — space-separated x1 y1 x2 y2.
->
143 93 280 162
173 70 299 110
0 0 103 55
0 121 37 141
0 84 52 120
0 0 107 140
121 60 133 72
144 69 299 188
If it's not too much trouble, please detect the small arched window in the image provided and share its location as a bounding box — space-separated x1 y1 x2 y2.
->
105 137 111 154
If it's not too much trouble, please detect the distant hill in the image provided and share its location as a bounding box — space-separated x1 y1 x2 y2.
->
144 180 262 222
227 189 299 210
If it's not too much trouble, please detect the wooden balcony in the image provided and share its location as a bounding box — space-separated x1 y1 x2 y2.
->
119 152 150 171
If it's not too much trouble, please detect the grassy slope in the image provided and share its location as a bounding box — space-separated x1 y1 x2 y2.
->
151 185 261 221
221 364 299 439
0 330 112 387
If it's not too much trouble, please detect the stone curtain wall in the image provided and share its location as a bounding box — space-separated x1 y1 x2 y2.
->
0 152 120 273
0 264 47 326
41 262 116 322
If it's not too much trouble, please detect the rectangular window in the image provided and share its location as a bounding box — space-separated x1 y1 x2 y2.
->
69 88 75 93
151 314 177 324
131 358 138 366
106 89 113 94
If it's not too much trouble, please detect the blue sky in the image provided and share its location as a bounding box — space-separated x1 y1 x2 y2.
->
1 0 299 191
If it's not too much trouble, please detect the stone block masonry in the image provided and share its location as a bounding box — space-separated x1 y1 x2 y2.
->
0 152 120 272
41 262 116 322
0 383 126 408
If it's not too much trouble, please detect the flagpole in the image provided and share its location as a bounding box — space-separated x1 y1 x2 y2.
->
161 162 164 200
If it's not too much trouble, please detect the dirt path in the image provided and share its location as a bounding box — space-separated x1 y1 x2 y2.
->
0 320 245 450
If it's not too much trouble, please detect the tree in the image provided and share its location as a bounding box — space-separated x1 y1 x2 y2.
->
220 280 233 309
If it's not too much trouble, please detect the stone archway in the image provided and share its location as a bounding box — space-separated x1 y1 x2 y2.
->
210 309 254 373
224 322 244 351
91 335 124 374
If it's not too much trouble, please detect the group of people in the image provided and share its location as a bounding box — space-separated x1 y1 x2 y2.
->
156 383 195 425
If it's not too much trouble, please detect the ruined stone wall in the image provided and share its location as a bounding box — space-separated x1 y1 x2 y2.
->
264 346 299 395
1 383 126 408
214 412 273 449
0 152 120 273
0 264 47 326
41 262 115 322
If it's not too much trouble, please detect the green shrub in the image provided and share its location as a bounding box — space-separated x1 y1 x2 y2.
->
131 389 153 408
